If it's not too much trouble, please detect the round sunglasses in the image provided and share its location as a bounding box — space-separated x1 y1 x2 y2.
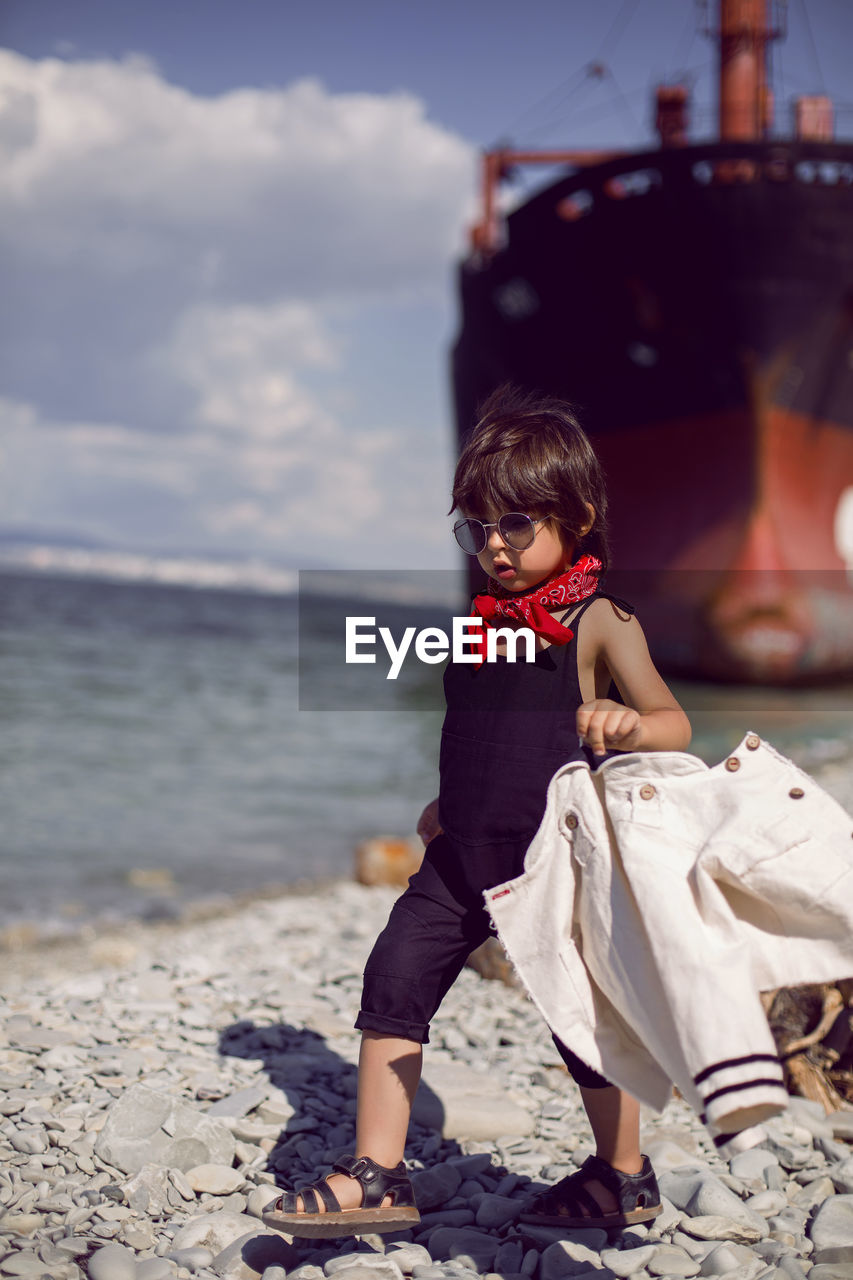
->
452 512 554 556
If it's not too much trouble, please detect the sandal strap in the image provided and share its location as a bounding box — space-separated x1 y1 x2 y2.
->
580 1154 658 1211
581 1154 625 1196
333 1154 414 1210
572 1183 605 1218
531 1174 600 1219
288 1177 341 1215
528 1154 659 1220
311 1178 342 1214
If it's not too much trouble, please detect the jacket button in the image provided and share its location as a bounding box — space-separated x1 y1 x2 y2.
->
725 757 741 772
566 812 578 829
639 784 656 800
789 787 805 799
745 734 760 750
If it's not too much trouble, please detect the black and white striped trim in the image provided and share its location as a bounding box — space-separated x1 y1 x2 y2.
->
694 1053 786 1124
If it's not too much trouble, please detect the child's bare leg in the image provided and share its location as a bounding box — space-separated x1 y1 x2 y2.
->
295 1030 422 1213
576 1084 643 1214
581 1084 643 1171
354 1031 423 1164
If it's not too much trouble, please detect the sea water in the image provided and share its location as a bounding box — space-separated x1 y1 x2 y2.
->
2 567 852 938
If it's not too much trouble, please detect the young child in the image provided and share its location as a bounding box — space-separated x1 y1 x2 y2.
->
264 386 692 1237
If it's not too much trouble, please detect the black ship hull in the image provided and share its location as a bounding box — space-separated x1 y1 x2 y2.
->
452 140 853 682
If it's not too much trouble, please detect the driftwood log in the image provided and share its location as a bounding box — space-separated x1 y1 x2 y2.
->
766 981 853 1113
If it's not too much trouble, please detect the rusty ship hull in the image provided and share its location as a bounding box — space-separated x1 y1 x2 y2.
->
452 139 853 682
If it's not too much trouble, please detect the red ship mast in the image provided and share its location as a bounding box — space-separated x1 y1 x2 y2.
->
710 0 784 139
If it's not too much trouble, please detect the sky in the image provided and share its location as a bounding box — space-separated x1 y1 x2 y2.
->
1 0 850 573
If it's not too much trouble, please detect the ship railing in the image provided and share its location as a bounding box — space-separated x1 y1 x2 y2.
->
470 139 853 258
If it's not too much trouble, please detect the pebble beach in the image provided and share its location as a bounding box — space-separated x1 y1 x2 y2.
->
3 880 853 1280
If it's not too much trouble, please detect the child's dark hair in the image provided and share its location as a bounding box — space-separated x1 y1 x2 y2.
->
451 384 610 574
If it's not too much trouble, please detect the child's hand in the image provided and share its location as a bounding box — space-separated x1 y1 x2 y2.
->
416 797 443 846
577 700 643 756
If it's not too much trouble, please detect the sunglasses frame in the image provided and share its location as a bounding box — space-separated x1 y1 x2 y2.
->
452 512 555 556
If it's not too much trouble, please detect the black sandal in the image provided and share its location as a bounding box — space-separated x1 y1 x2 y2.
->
261 1154 421 1238
519 1154 662 1230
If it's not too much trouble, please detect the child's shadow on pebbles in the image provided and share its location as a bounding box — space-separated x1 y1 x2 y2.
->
218 1023 646 1273
219 1020 466 1259
220 1020 366 1179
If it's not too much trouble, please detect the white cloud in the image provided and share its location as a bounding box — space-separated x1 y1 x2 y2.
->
0 51 474 298
164 300 339 440
0 51 473 566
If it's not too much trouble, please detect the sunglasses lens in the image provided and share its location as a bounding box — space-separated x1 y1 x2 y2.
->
499 513 536 549
453 519 485 554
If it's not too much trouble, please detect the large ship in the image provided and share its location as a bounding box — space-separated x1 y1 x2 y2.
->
451 0 853 683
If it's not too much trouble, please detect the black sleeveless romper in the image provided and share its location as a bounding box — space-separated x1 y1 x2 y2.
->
356 594 632 1088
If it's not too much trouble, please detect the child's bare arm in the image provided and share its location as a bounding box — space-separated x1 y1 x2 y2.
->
576 603 691 756
416 797 443 846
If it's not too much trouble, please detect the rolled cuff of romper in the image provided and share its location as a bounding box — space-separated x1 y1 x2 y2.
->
355 1009 431 1043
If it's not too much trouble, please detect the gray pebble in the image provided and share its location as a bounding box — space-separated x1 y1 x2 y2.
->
746 1191 789 1217
0 1254 53 1278
765 1140 814 1171
167 1249 215 1272
599 1243 657 1276
791 1175 836 1209
324 1257 402 1280
812 1249 853 1267
670 1233 716 1260
426 1227 498 1271
411 1166 462 1213
817 1138 852 1165
753 1240 794 1264
384 1245 433 1274
416 1209 475 1230
136 1261 176 1280
679 1214 765 1244
539 1238 604 1280
322 1270 399 1280
682 1178 766 1233
775 1256 810 1280
811 1197 853 1252
210 1228 296 1279
9 1133 48 1157
445 1156 493 1179
730 1150 780 1184
832 1160 853 1196
52 1238 94 1260
697 1242 759 1275
785 1100 835 1142
88 1244 138 1280
474 1194 520 1230
647 1243 700 1276
515 1224 607 1252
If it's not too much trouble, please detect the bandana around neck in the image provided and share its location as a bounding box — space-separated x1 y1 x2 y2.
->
469 553 602 664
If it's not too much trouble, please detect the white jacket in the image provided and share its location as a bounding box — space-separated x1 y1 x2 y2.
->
484 733 853 1137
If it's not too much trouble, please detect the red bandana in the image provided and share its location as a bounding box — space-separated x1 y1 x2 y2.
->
469 554 602 664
